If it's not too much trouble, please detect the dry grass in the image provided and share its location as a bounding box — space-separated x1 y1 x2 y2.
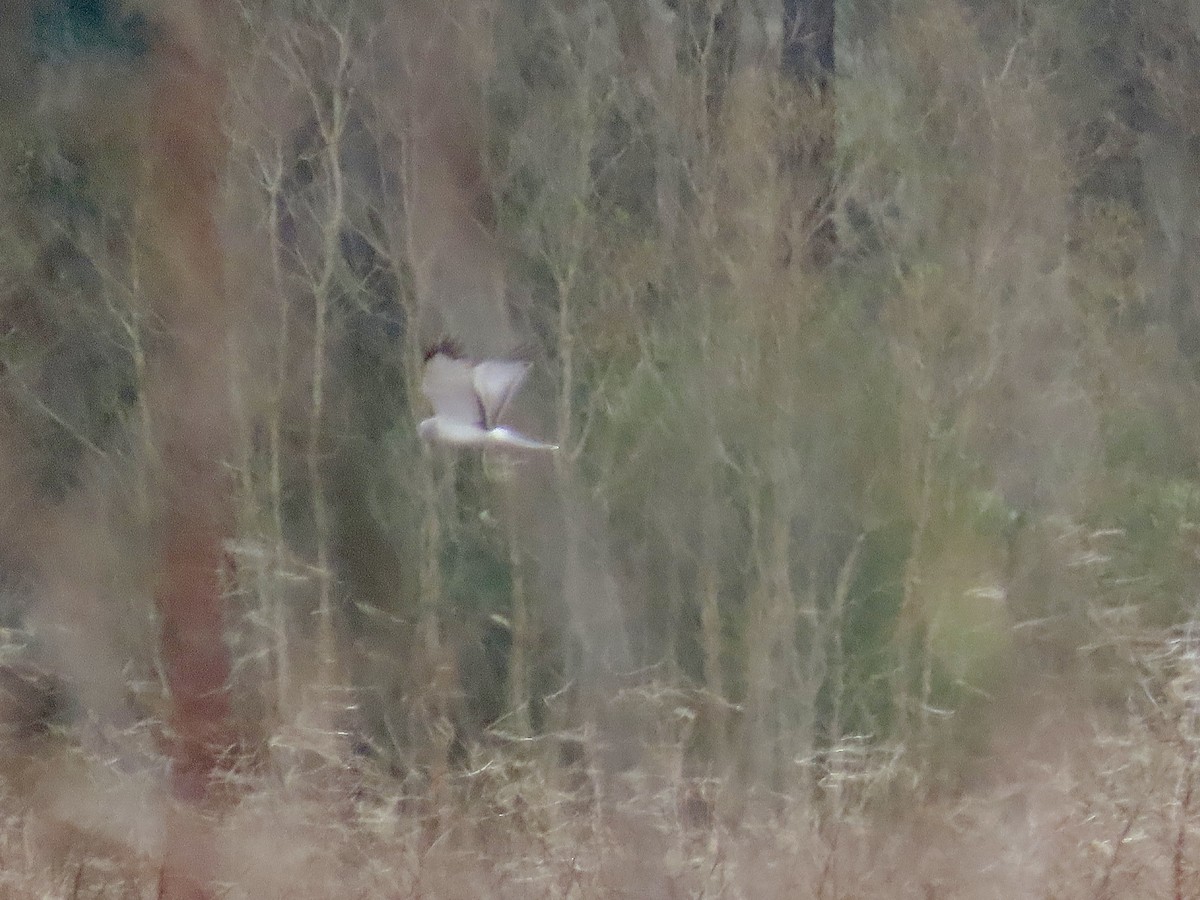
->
0 666 1197 899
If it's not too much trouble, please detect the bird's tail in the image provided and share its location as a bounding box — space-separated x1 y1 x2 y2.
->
488 427 559 451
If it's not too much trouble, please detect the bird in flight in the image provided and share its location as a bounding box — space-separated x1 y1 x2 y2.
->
418 340 559 452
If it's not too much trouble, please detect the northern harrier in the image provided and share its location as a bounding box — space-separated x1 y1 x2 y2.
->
418 342 558 452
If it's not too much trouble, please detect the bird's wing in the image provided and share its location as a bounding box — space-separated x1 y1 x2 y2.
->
422 352 485 428
472 360 531 428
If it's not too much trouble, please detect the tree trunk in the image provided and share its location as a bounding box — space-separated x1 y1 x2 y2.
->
140 5 234 896
394 0 517 356
781 0 835 86
781 0 837 267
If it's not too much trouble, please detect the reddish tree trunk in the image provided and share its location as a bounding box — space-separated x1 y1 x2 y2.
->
396 0 516 355
140 4 234 896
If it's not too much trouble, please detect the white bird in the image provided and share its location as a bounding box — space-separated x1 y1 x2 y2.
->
418 341 559 452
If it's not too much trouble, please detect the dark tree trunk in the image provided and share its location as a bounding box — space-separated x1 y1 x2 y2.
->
781 0 837 267
782 0 836 88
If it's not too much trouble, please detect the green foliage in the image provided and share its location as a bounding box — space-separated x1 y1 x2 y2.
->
1088 472 1200 623
840 520 912 735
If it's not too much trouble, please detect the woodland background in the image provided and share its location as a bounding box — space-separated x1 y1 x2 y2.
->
1 0 1200 896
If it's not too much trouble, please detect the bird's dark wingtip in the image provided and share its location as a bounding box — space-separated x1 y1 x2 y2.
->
423 337 465 363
